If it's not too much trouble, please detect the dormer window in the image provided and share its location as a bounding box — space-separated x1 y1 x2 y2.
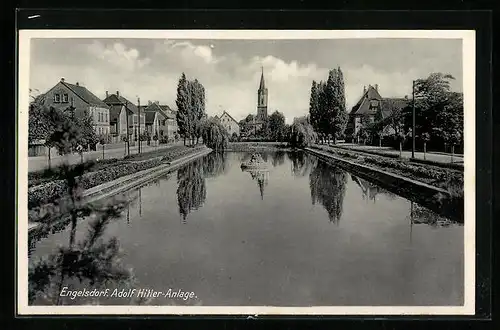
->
369 100 379 108
63 94 69 103
54 94 61 103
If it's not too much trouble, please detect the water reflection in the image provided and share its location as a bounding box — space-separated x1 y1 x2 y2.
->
243 169 269 200
351 175 397 203
177 159 206 223
28 202 135 305
271 151 285 168
203 151 229 178
309 160 348 224
288 151 317 177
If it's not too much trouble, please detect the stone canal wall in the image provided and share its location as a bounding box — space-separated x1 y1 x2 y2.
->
305 147 463 222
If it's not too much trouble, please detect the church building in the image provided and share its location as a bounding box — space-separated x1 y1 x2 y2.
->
256 66 268 122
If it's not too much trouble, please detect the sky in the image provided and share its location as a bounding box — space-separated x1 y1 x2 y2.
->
29 38 463 124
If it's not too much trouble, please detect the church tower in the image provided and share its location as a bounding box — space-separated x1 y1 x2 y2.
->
257 66 268 121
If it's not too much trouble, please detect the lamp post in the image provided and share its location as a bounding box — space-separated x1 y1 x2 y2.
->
125 100 130 156
137 97 141 154
412 80 416 159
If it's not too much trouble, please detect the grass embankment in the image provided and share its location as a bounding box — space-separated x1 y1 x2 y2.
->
226 141 292 151
28 145 206 223
310 144 464 222
333 144 464 170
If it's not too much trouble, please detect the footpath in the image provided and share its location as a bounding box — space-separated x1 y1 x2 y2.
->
332 143 464 166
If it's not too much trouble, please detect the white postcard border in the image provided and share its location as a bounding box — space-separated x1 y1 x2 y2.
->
17 29 476 315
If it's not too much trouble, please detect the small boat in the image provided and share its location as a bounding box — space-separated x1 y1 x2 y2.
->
241 153 269 170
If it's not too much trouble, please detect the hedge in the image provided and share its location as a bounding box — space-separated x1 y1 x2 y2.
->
28 158 121 187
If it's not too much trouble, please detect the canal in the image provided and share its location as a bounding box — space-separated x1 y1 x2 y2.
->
28 151 463 306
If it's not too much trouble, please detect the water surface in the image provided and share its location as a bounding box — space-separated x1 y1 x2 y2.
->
28 151 463 306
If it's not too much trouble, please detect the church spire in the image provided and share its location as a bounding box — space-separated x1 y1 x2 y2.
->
259 66 266 90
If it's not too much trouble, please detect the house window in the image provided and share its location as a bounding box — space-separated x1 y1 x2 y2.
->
133 115 138 124
63 94 69 103
54 94 60 103
105 113 108 122
370 100 379 108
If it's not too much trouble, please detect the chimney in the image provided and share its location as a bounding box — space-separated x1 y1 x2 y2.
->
148 100 152 106
60 77 65 82
76 82 79 86
375 84 378 91
116 91 119 97
105 91 108 98
363 85 366 94
404 95 408 99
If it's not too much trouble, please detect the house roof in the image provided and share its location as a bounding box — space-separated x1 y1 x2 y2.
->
144 111 157 124
350 85 383 116
108 104 124 123
141 102 176 120
61 81 109 108
380 98 409 118
103 93 139 114
220 111 239 125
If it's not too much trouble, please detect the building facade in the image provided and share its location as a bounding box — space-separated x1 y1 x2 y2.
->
218 111 240 136
348 84 409 139
103 91 145 145
38 78 110 135
140 102 178 142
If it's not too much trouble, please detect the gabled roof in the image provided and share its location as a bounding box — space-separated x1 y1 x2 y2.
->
144 111 157 124
108 104 124 123
61 81 109 108
350 85 383 115
220 111 239 125
380 98 409 118
103 93 139 114
141 102 175 120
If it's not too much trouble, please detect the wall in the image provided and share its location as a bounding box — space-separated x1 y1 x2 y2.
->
90 106 110 135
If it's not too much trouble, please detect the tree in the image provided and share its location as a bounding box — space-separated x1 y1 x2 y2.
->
268 110 286 142
309 80 321 137
201 117 229 151
176 73 191 146
28 162 133 305
289 119 317 148
403 72 461 152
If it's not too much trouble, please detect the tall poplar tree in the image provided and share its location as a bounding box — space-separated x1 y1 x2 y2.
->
309 80 320 140
176 73 190 145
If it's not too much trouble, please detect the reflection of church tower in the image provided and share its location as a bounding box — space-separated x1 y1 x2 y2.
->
257 66 268 121
249 170 269 200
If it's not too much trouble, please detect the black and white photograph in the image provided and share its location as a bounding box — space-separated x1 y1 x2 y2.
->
17 30 475 315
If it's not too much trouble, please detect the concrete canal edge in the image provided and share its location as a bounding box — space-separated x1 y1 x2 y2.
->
304 147 450 199
28 147 213 233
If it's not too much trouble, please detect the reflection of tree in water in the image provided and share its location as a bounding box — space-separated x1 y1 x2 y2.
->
177 159 207 222
309 161 347 223
410 202 459 227
202 151 229 178
288 151 317 177
28 201 135 305
350 175 397 203
245 170 269 200
271 151 285 168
